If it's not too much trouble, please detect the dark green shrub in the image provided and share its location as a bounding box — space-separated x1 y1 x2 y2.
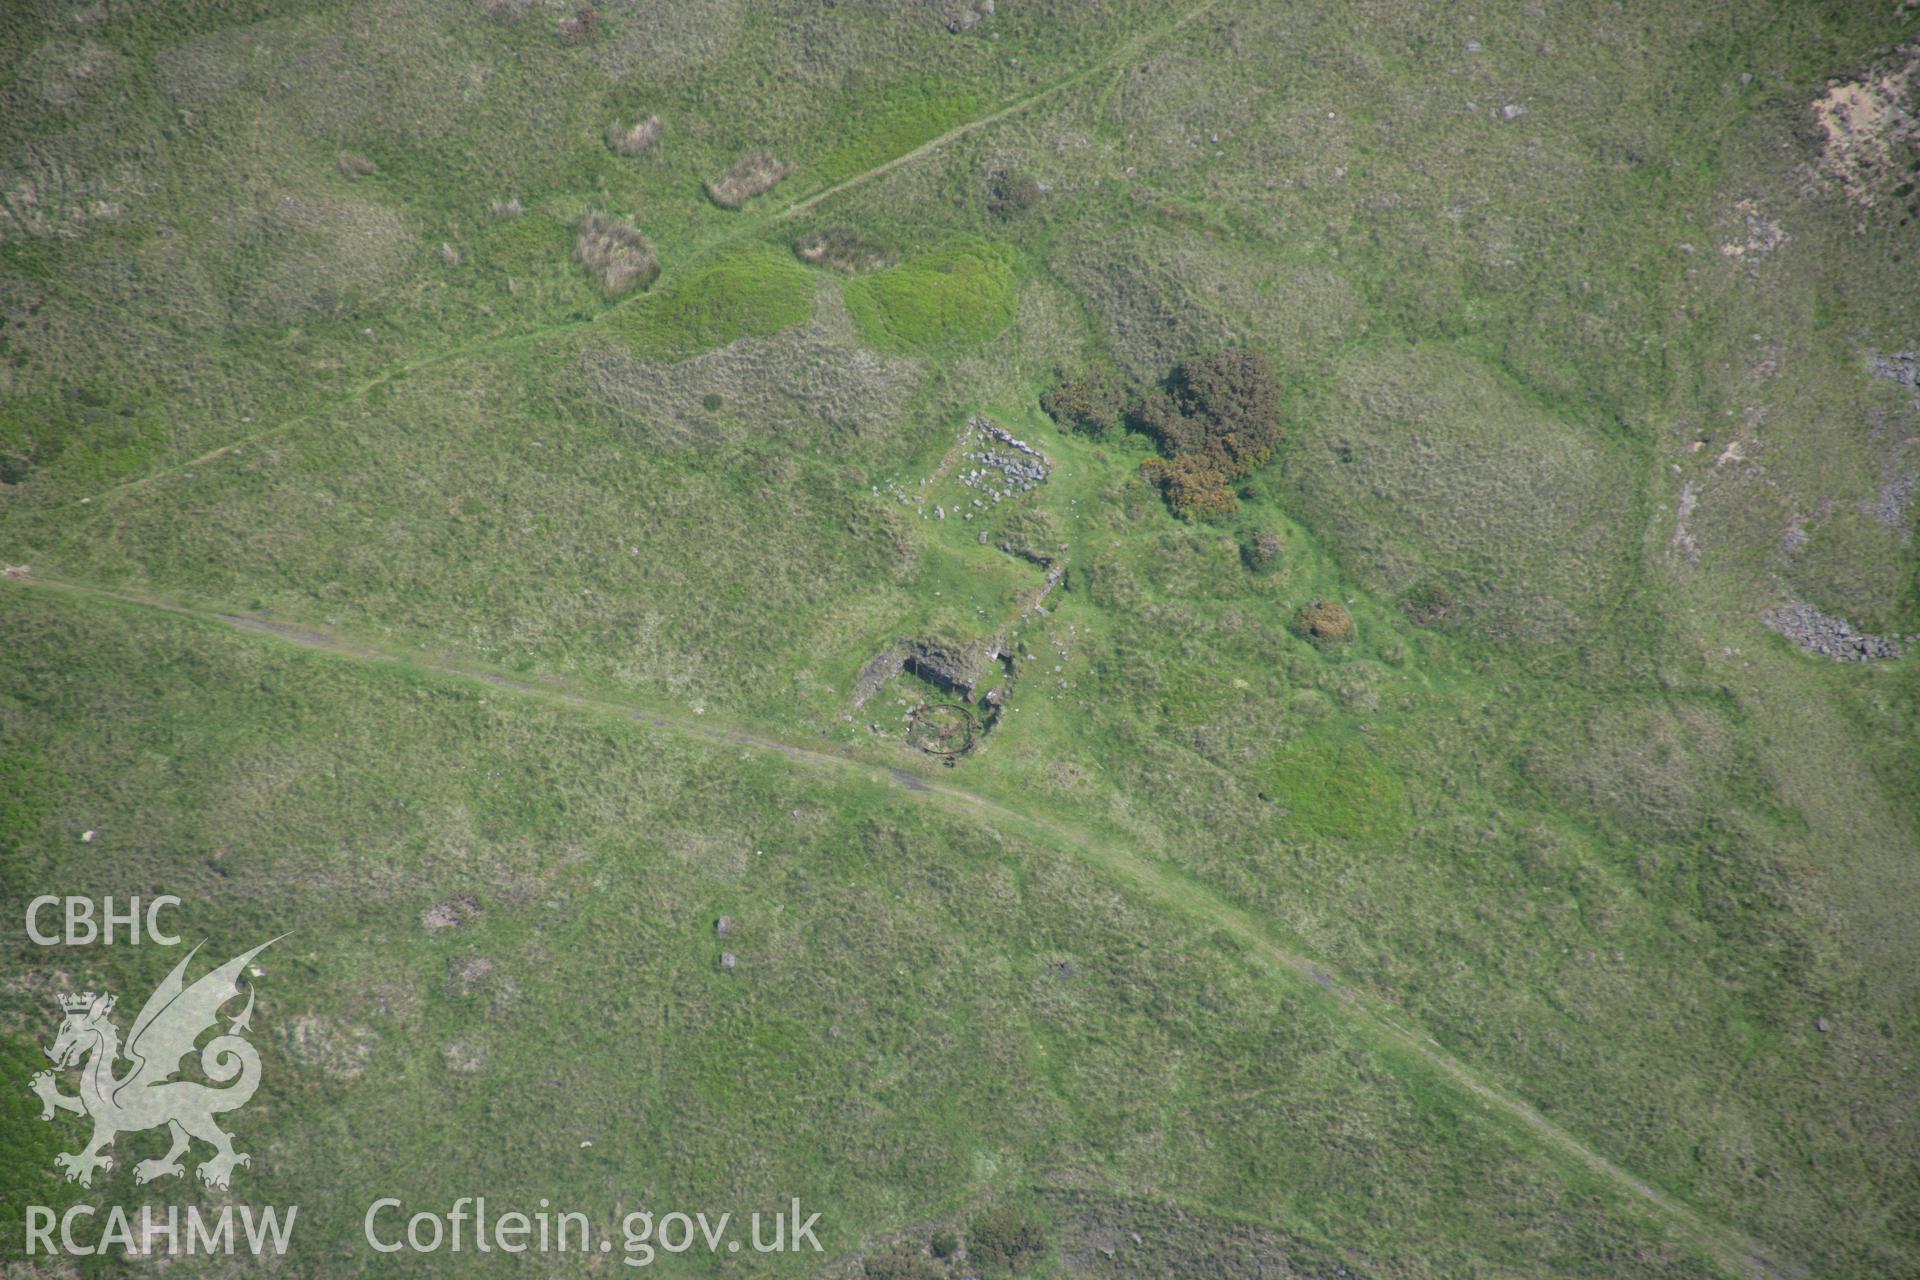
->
969 1206 1046 1276
1402 582 1455 626
930 1228 959 1259
988 171 1043 218
1040 372 1123 437
863 1253 939 1280
1241 528 1284 572
1130 349 1283 517
1126 385 1199 454
1130 348 1283 471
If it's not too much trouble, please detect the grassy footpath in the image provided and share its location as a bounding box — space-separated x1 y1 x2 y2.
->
2 581 1743 1278
1 571 1796 1280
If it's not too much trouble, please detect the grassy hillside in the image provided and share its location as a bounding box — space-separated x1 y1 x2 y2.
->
3 0 1917 1276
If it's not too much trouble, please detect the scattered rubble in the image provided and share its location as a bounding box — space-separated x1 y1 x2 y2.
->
1872 349 1919 393
1761 601 1912 661
1721 198 1786 259
1669 480 1700 562
877 416 1052 517
957 418 1050 509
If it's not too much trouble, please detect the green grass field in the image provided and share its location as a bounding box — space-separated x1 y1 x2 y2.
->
2 0 1917 1276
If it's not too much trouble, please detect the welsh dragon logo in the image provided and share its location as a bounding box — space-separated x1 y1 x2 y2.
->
32 938 279 1189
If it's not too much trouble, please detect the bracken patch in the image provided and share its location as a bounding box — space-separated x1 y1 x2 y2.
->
574 211 659 297
605 115 664 156
707 151 789 208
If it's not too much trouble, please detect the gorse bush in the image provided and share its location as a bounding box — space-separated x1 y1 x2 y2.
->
1140 453 1239 519
1298 597 1356 643
1132 348 1284 470
1131 348 1284 517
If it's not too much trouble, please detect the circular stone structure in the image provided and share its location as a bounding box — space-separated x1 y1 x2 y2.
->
906 703 979 758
